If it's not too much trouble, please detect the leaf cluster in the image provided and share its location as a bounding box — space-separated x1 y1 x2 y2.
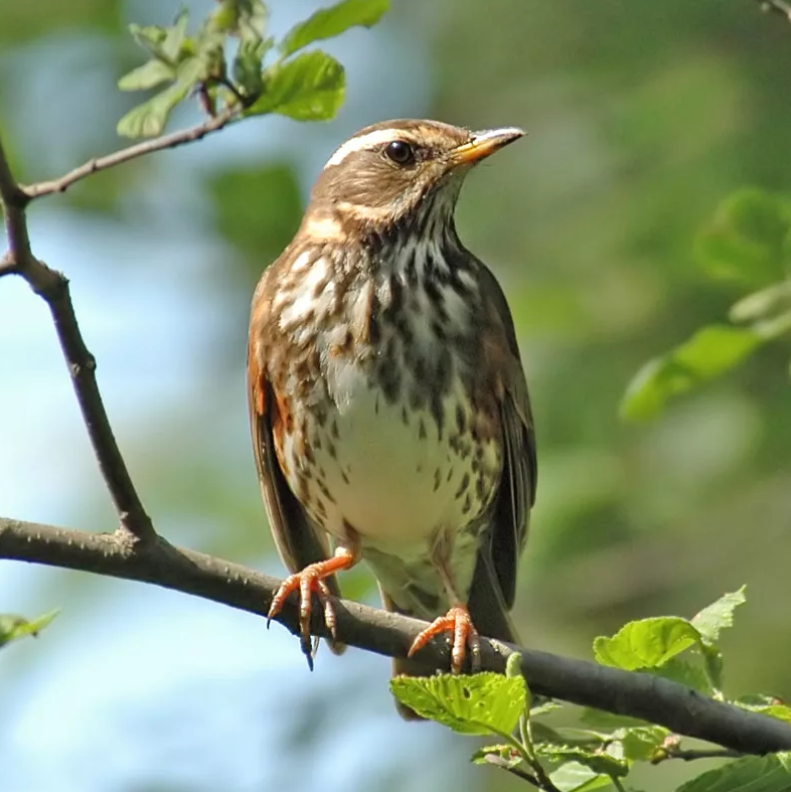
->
391 588 791 791
116 0 389 138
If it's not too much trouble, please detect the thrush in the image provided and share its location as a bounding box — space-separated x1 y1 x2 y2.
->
248 119 537 709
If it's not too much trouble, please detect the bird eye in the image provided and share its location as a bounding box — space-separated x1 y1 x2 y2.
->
384 140 415 166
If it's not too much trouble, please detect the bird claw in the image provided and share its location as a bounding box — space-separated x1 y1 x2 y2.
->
267 568 339 670
408 604 481 674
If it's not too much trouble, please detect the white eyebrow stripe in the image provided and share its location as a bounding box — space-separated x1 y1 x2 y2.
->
324 128 408 168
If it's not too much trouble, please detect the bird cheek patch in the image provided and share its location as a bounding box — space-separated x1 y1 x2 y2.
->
305 215 345 241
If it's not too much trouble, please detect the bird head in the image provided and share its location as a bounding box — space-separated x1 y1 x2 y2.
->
304 119 524 241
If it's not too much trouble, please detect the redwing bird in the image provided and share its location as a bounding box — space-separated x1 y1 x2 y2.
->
248 119 536 711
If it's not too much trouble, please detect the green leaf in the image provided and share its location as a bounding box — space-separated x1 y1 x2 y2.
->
531 723 615 749
695 189 791 287
280 0 390 57
536 744 628 779
232 37 267 97
530 700 563 717
246 50 345 121
677 753 791 792
211 0 268 38
117 56 204 138
129 23 168 54
389 673 527 736
118 59 176 92
593 617 702 671
647 656 714 694
116 83 186 139
689 586 746 691
689 588 742 690
734 695 791 724
505 651 521 678
572 779 617 792
212 0 271 99
620 325 765 421
504 652 532 713
618 725 669 762
549 762 614 792
129 10 190 65
194 26 227 84
692 587 747 645
160 9 190 62
0 610 58 647
748 704 791 723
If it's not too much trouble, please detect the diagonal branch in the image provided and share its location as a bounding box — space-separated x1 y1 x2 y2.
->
2 515 791 757
0 134 155 542
21 103 240 200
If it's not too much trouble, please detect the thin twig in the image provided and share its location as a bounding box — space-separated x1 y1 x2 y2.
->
2 516 791 757
654 746 743 764
485 758 540 787
21 103 239 200
532 764 562 792
651 733 743 764
755 0 791 22
0 134 156 542
670 747 743 761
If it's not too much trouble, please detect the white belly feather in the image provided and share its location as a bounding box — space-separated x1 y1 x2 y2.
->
312 357 490 552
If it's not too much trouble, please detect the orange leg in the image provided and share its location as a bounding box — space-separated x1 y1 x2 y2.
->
267 545 358 669
406 541 482 674
408 603 481 674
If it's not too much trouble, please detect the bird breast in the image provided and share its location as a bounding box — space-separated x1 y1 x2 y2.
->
271 246 503 555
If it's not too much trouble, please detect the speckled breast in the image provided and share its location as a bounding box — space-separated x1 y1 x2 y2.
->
269 242 504 560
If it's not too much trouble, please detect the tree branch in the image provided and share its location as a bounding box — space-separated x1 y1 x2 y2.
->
21 104 239 200
2 516 791 757
0 134 155 542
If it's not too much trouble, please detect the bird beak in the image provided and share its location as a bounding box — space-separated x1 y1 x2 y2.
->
449 127 525 167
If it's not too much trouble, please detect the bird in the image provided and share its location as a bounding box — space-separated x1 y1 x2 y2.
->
247 119 537 710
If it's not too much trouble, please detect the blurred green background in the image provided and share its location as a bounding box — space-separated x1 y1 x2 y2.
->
2 1 791 790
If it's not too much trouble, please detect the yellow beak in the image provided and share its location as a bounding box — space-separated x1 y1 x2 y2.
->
449 127 525 166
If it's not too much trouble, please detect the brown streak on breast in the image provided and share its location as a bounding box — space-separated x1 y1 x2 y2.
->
275 390 295 435
347 278 377 347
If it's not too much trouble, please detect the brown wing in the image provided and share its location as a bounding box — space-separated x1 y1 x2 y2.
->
476 262 537 611
247 286 342 603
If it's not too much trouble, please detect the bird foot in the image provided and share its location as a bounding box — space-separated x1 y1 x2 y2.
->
408 604 481 674
267 551 354 669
